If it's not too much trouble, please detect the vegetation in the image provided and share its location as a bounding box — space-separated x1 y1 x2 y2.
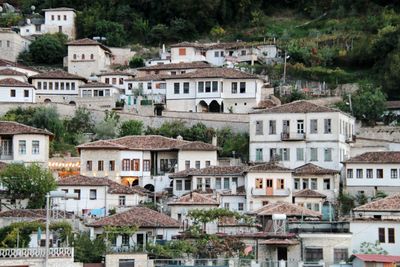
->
73 232 106 263
119 120 144 137
129 56 145 68
337 192 355 216
354 241 388 255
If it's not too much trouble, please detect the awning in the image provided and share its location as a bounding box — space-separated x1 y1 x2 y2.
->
259 239 299 246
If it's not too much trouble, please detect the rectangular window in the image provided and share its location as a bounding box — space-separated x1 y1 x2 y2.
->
255 178 263 189
324 119 332 134
98 160 104 171
334 248 348 264
379 228 385 243
18 140 26 154
119 196 126 206
195 161 200 169
24 90 29 97
389 228 395 243
196 178 203 190
86 161 92 171
391 169 398 179
205 81 211 92
32 140 39 154
143 160 150 172
174 83 180 94
305 248 323 262
255 148 263 161
223 177 230 189
64 15 67 20
89 189 97 200
280 148 290 161
49 82 53 90
38 82 42 89
184 179 191 191
277 179 285 189
310 119 318 134
302 178 309 189
296 148 304 161
55 82 59 90
176 180 183 191
215 178 221 189
224 202 230 209
109 160 115 171
366 169 373 178
323 179 331 190
66 83 70 90
294 178 300 190
356 169 363 179
179 48 186 56
60 83 64 90
231 82 237 94
205 161 211 167
212 81 218 92
198 82 204 93
205 178 211 189
347 169 353 179
255 121 263 135
185 160 190 170
131 159 140 171
324 148 332 162
297 120 304 134
10 89 16 97
214 51 219 57
270 148 277 161
147 82 151 89
122 159 130 171
238 202 244 211
310 148 318 161
74 189 81 200
311 178 317 190
269 120 276 134
377 169 384 179
183 82 189 94
240 82 246 93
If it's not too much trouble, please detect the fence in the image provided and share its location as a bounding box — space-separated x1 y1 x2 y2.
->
0 247 74 258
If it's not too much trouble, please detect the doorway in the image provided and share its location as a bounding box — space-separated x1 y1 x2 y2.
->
277 247 288 261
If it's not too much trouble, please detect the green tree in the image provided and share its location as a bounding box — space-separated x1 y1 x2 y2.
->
210 25 226 41
132 17 150 44
338 192 355 216
149 24 170 45
372 190 387 200
129 56 145 68
27 33 68 65
73 232 106 263
94 20 126 47
94 110 120 140
119 120 144 137
0 164 57 209
354 241 388 255
355 191 368 205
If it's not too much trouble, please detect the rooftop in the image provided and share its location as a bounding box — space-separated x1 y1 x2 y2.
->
0 59 38 72
168 192 219 206
170 166 244 178
292 189 327 198
79 82 116 88
0 209 70 218
89 206 180 228
352 254 400 263
293 163 339 175
126 74 171 82
0 121 53 136
0 78 34 87
252 100 342 114
98 70 133 76
247 162 292 172
353 194 400 212
67 38 112 53
138 61 211 71
344 151 400 164
42 7 76 12
30 70 86 81
252 202 321 217
0 68 27 76
165 68 260 80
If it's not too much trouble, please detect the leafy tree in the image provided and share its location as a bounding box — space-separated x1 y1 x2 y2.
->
94 110 120 140
0 164 57 209
119 120 144 137
216 128 249 161
338 192 355 216
355 191 368 205
129 56 145 68
169 18 198 42
94 20 126 47
354 241 388 255
29 106 65 141
0 13 23 27
73 232 106 263
132 17 150 44
149 24 170 45
26 33 68 65
210 26 226 41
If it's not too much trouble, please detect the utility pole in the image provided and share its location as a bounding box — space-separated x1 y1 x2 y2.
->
283 50 287 85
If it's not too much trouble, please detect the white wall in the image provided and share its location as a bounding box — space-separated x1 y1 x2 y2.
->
170 47 205 63
44 10 76 39
68 45 112 78
9 134 49 164
32 78 84 96
0 30 31 62
0 85 35 103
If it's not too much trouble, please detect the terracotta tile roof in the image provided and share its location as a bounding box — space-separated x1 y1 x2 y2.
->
89 206 180 228
253 99 277 110
42 7 75 11
259 239 299 245
293 189 327 198
67 38 112 53
170 42 207 49
252 202 321 217
170 166 244 178
344 152 400 164
386 101 400 110
79 82 116 88
126 74 170 82
138 61 211 71
169 192 219 206
30 70 86 81
0 78 34 87
293 163 339 175
165 68 259 80
77 135 217 152
0 59 38 72
98 70 133 76
246 163 292 172
58 175 147 196
0 209 70 218
0 68 27 76
252 100 340 114
353 194 400 212
353 254 400 263
0 121 53 136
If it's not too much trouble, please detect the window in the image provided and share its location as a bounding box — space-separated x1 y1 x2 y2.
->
224 202 230 209
10 90 16 97
224 177 230 189
119 78 124 85
296 148 304 161
197 178 203 190
98 160 104 171
389 228 395 243
57 15 61 20
18 140 26 154
122 159 130 171
379 228 385 243
334 248 348 264
347 169 353 179
356 169 363 179
305 248 323 262
90 54 94 60
238 202 244 211
143 160 150 172
277 179 285 189
198 82 204 93
255 178 263 189
174 83 180 94
391 169 398 179
184 179 191 191
231 82 237 94
74 189 81 200
195 161 200 169
118 196 126 207
212 81 218 92
324 148 332 162
64 15 67 20
279 148 290 161
302 178 309 189
105 78 110 84
377 169 384 179
205 178 211 189
240 82 246 93
255 148 263 161
310 148 318 161
205 81 211 92
43 82 48 90
183 82 189 94
82 54 85 60
71 82 75 91
366 169 373 179
90 189 97 200
323 179 331 190
214 51 219 57
179 48 186 56
269 120 276 134
310 119 318 134
324 119 332 134
24 90 29 97
232 177 238 186
215 178 221 189
51 15 55 20
255 121 263 135
297 120 304 133
60 83 64 90
55 82 59 90
185 160 190 170
109 160 115 171
131 159 140 171
73 54 77 60
32 140 39 154
86 161 92 171
38 82 42 89
176 180 182 191
121 234 129 246
294 178 300 190
171 71 176 75
270 148 277 160
311 178 317 190
205 161 211 167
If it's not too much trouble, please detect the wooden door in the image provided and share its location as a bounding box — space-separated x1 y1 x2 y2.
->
266 179 273 196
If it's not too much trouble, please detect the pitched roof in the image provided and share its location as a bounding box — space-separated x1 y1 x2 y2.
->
252 202 321 217
170 166 244 178
246 163 292 172
138 61 211 71
0 78 34 87
353 194 400 212
344 152 400 164
293 189 327 198
0 121 53 136
252 100 341 114
293 163 339 175
0 68 27 76
42 7 75 12
67 38 112 53
79 82 116 88
57 175 147 196
89 206 180 228
0 59 38 72
353 254 400 263
98 70 133 76
168 192 219 206
30 70 86 81
126 74 170 82
164 68 259 80
77 135 217 152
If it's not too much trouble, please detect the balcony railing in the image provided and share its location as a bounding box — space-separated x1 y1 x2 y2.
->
0 154 13 160
107 245 145 254
281 132 306 141
0 247 74 258
288 221 350 234
252 187 291 197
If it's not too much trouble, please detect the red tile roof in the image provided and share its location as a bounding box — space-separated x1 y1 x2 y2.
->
165 68 259 80
353 194 400 212
252 100 341 114
353 254 400 263
30 70 86 81
170 166 244 178
247 162 292 172
0 59 38 72
293 163 339 175
67 38 112 53
89 206 180 228
345 152 400 164
293 189 327 198
169 192 219 206
138 61 211 71
0 78 34 87
252 202 321 217
79 82 116 88
98 70 133 76
0 68 27 76
0 121 53 136
126 74 170 82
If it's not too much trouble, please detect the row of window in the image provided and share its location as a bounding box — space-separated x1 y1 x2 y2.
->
294 178 331 190
62 189 128 206
305 248 348 263
37 81 76 91
347 168 391 179
255 119 332 135
82 89 111 97
86 160 151 172
379 227 395 243
72 54 95 60
255 178 285 189
185 160 211 170
105 77 124 85
255 147 333 162
9 89 30 98
198 177 239 190
18 140 40 155
50 14 68 21
0 40 11 48
172 81 248 94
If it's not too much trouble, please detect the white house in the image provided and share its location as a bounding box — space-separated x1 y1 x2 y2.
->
79 82 120 100
67 38 112 79
164 68 266 113
42 8 76 39
0 121 52 165
344 151 400 198
57 175 149 217
0 68 28 82
0 28 31 62
249 100 355 170
350 194 400 256
0 78 35 103
136 61 211 77
98 70 134 90
77 135 218 192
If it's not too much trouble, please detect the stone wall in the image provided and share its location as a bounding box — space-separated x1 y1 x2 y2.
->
0 256 82 267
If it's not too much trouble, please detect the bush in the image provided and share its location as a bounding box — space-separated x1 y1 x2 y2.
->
26 33 68 65
129 56 145 68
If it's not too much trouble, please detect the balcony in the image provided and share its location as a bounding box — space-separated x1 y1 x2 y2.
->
281 132 305 141
288 221 350 234
252 187 291 197
107 245 145 254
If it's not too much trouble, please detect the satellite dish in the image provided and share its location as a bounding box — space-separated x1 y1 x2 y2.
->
31 5 36 11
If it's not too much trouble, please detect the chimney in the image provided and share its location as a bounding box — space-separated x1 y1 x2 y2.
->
212 135 217 146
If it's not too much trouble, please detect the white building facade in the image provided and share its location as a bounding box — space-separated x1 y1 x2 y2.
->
0 28 31 62
0 78 35 103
